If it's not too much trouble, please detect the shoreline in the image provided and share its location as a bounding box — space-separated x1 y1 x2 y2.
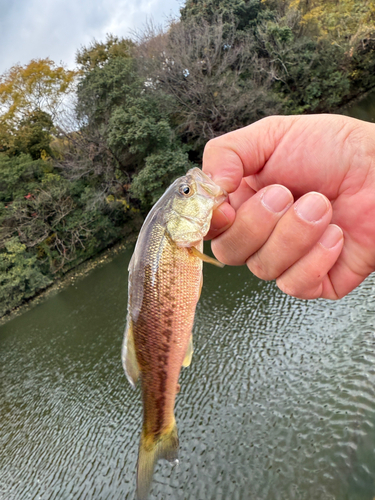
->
0 237 136 327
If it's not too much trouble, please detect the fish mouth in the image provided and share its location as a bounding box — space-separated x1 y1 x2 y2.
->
187 167 227 206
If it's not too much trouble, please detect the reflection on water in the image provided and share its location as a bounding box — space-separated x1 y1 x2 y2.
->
1 247 375 500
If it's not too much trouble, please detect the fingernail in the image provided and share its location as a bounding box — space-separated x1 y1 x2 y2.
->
319 224 343 249
261 185 292 213
295 192 329 222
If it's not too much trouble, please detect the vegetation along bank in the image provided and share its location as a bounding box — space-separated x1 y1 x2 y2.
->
1 0 375 317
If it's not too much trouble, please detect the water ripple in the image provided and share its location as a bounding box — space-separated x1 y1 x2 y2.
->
1 252 375 499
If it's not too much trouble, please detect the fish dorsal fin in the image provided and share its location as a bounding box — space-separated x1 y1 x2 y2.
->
122 316 140 387
182 334 194 368
190 246 224 268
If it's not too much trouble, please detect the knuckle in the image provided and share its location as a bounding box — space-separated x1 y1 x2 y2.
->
211 239 243 266
203 137 221 156
276 276 322 300
247 253 275 281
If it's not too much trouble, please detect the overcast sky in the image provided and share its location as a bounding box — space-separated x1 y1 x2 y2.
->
0 0 182 75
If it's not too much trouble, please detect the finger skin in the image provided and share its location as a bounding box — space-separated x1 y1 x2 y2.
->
211 185 293 266
203 114 374 199
205 178 256 240
203 116 296 194
246 192 332 280
205 202 235 240
276 225 344 300
229 178 256 211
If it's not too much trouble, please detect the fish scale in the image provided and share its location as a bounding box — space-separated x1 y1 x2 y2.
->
135 235 202 437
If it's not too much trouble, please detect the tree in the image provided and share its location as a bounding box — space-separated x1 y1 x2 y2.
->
0 58 76 125
181 0 268 31
63 40 191 210
136 17 280 153
0 59 77 157
7 110 54 159
254 15 351 112
288 0 375 44
76 34 134 71
0 237 52 317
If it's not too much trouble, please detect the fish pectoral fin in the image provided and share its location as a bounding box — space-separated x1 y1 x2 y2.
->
190 246 224 268
122 316 140 388
182 335 194 368
137 422 179 500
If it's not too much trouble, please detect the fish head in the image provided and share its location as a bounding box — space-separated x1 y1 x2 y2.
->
166 167 227 247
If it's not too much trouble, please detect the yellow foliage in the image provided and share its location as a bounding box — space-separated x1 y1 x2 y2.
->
0 58 77 128
40 149 51 161
105 194 130 211
288 0 375 44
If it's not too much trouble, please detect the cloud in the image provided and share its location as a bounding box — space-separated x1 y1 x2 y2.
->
0 0 182 74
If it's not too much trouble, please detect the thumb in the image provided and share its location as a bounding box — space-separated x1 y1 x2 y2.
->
202 116 297 194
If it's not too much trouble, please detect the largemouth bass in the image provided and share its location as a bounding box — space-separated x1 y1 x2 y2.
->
122 167 226 499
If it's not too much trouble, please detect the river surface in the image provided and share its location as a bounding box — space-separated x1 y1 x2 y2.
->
1 92 375 500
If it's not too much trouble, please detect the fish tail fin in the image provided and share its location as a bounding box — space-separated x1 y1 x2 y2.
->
137 421 179 500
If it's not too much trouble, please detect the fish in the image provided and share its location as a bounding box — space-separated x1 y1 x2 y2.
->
122 167 226 499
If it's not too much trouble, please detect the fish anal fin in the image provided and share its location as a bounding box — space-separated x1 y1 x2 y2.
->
190 246 224 268
137 422 179 500
182 335 194 368
122 316 140 387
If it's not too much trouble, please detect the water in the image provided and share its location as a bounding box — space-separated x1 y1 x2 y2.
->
1 93 375 500
2 248 375 500
342 90 375 123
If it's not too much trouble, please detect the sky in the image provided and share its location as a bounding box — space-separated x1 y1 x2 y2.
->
0 0 182 75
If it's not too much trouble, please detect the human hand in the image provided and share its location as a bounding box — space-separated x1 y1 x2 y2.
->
203 114 375 300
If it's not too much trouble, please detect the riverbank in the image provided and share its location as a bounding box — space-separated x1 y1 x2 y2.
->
0 236 137 327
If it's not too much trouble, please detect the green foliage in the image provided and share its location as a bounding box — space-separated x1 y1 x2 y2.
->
0 152 139 315
72 46 192 210
108 102 172 157
76 34 134 71
0 153 48 202
256 19 352 112
76 57 141 126
7 110 55 159
181 0 270 32
0 237 52 316
131 149 192 205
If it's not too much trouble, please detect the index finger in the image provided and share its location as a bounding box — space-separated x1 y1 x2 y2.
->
202 115 297 193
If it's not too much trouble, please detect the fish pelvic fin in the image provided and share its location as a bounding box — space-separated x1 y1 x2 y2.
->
122 316 140 387
137 422 179 500
182 334 194 368
190 246 224 268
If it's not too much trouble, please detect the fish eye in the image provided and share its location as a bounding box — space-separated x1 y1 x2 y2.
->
179 184 191 196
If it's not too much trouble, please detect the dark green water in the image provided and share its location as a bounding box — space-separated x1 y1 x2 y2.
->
343 90 375 123
1 95 375 500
